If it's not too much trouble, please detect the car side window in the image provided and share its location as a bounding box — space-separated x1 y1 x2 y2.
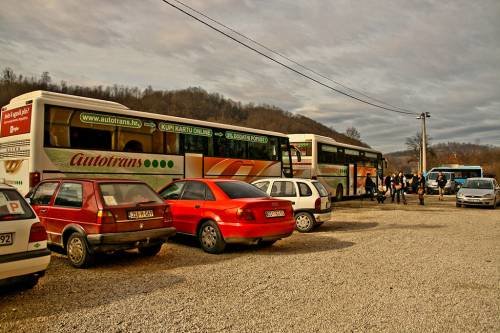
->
253 181 270 192
181 181 207 200
54 183 83 208
31 182 59 205
270 181 296 197
160 181 185 200
298 182 312 197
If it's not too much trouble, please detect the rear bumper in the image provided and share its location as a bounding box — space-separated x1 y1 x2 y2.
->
0 249 51 280
219 220 295 244
313 211 332 223
87 227 176 246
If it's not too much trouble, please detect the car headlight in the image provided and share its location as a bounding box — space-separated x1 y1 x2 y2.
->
457 192 464 198
483 193 494 198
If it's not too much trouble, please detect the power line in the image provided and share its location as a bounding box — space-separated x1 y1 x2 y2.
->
171 0 415 114
160 0 419 116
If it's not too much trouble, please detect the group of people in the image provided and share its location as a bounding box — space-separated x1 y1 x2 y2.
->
364 171 447 205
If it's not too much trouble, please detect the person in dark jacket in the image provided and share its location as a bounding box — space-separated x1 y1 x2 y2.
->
384 175 392 197
437 171 447 201
393 173 404 204
417 172 426 205
364 173 375 201
411 173 419 194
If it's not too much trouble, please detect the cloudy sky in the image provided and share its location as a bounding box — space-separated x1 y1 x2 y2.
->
1 0 499 152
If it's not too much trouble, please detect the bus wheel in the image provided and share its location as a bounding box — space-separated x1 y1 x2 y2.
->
335 185 343 201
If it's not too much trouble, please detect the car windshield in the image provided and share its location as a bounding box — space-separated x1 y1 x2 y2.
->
427 173 438 180
216 181 267 199
99 183 163 206
462 180 493 189
312 182 329 197
0 189 35 221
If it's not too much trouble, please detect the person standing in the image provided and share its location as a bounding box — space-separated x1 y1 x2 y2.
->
437 171 447 201
417 172 426 205
393 172 403 204
384 175 392 198
364 173 375 201
411 173 419 194
390 173 397 203
400 172 408 204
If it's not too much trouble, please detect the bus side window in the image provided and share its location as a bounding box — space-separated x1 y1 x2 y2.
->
165 132 180 154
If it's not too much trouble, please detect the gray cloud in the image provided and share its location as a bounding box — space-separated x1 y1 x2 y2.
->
1 0 499 152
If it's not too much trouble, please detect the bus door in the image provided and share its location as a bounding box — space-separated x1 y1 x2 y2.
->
348 163 356 196
184 153 203 178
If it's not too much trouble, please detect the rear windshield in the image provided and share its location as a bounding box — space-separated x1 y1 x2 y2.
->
216 181 268 199
99 183 163 206
0 189 36 221
312 182 329 197
462 180 493 189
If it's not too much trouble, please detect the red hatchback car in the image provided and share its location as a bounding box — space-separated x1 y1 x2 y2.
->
159 179 295 253
28 179 176 267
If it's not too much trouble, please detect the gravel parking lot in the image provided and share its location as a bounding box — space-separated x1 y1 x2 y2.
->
1 195 498 332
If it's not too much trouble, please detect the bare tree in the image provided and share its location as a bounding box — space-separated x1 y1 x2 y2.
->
345 126 361 140
406 131 434 163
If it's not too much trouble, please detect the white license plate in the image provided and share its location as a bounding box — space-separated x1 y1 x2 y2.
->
265 210 285 218
128 210 154 220
0 232 13 246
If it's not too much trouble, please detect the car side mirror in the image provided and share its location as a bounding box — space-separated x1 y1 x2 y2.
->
25 197 31 204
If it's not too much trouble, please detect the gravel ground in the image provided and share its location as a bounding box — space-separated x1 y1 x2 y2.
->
1 195 498 332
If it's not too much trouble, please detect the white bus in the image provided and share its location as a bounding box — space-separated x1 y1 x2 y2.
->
0 91 294 194
288 134 384 200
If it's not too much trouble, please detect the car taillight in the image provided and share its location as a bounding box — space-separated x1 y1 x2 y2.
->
236 207 255 221
97 210 115 224
315 198 321 212
29 222 47 242
163 205 173 223
29 172 41 188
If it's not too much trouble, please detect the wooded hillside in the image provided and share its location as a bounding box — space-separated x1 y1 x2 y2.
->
0 67 367 147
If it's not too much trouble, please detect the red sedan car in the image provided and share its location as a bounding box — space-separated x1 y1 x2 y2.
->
159 179 295 253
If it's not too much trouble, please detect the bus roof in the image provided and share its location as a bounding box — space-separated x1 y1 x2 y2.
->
287 133 381 154
4 90 288 138
430 165 482 170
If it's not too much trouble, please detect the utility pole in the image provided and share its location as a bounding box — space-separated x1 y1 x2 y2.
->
417 112 431 173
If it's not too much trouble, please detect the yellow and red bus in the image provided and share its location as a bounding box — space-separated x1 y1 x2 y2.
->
288 134 384 200
0 91 294 194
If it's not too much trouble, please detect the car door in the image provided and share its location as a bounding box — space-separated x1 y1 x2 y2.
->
175 181 210 235
296 182 315 211
30 181 60 244
49 182 88 244
269 180 298 209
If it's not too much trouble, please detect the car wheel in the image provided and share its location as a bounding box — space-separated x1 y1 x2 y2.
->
335 185 343 201
138 243 162 256
198 220 226 254
257 240 277 248
295 212 315 233
66 233 94 268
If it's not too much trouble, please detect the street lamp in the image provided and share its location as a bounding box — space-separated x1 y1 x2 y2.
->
416 112 431 173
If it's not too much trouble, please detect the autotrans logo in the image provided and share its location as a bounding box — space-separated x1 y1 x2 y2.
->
70 153 175 169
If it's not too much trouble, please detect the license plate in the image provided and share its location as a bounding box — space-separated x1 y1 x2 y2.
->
128 210 154 220
0 233 13 246
265 210 285 218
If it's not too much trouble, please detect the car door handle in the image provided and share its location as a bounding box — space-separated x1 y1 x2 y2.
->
40 209 48 214
194 205 201 209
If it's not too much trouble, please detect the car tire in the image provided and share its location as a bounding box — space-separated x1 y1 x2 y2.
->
198 220 226 254
335 184 343 202
138 243 162 256
257 240 277 248
66 233 94 268
295 212 315 233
